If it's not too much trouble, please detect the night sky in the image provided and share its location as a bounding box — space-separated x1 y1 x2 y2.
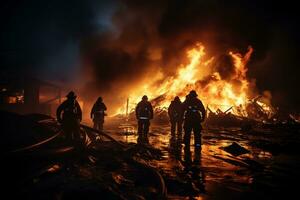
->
1 0 299 111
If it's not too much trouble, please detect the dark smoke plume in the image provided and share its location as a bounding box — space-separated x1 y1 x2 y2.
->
1 0 299 113
81 0 300 112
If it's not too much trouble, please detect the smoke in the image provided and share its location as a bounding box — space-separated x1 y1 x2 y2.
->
80 0 300 113
1 0 299 113
0 0 116 82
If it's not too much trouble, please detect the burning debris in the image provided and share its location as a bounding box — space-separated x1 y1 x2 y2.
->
2 108 300 199
114 44 279 126
1 0 300 199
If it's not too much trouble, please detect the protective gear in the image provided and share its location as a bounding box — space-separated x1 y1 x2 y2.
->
184 99 205 123
66 91 77 99
97 97 103 102
168 96 183 141
188 90 198 98
142 95 148 101
139 117 149 120
183 91 206 150
136 99 153 120
184 144 202 166
135 96 153 143
174 96 180 102
56 95 82 144
91 97 107 131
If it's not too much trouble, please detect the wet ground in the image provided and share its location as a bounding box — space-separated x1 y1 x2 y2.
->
106 121 300 199
2 111 300 199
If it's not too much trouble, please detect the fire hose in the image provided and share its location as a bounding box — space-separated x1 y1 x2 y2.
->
80 124 127 148
81 125 167 198
5 120 167 199
9 124 125 154
10 129 64 153
128 157 167 199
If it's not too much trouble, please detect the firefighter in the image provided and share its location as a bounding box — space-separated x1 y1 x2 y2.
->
135 95 153 144
91 96 107 131
182 90 206 163
168 96 183 142
56 91 82 144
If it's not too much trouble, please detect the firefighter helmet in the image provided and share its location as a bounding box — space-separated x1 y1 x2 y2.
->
97 96 103 102
189 90 198 97
142 95 148 101
66 91 77 99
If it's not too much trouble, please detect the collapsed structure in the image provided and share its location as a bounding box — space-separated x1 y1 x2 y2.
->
113 43 300 127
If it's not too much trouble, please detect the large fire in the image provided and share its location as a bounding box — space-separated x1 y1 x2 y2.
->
116 43 274 119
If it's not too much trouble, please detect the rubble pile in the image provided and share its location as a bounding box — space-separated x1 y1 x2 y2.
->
115 95 300 129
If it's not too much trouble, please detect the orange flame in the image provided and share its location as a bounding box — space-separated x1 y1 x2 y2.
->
116 43 273 118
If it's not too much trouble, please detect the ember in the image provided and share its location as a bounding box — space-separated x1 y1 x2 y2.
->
116 44 275 123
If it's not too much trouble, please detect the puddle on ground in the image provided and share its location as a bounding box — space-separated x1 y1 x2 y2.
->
102 122 300 199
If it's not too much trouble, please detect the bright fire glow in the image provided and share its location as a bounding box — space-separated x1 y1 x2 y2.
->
116 43 273 118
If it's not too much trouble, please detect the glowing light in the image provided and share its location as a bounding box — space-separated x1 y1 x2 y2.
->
116 43 273 118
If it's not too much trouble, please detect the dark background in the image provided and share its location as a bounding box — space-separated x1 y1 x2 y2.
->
1 0 299 112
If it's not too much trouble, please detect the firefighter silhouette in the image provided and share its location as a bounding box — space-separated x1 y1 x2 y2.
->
182 90 206 162
91 96 107 131
135 95 153 144
56 91 82 144
168 96 183 143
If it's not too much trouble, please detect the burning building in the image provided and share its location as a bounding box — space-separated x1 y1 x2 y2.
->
0 76 62 116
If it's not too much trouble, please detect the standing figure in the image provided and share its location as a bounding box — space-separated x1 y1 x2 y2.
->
91 97 107 131
182 90 206 164
135 95 153 144
168 96 183 142
56 91 82 144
